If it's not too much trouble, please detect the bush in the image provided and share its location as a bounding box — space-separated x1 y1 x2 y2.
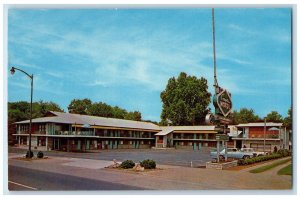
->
277 149 290 157
37 151 44 158
140 159 156 169
120 160 135 169
25 151 33 158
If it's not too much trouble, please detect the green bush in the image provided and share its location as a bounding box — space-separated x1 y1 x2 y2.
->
37 151 44 158
140 159 156 169
120 160 135 169
277 149 290 157
25 151 33 158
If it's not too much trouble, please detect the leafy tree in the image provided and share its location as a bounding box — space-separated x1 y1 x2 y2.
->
112 106 128 119
232 108 260 124
125 111 142 121
265 111 283 123
160 72 211 125
38 100 63 116
68 98 92 114
8 101 63 123
87 102 113 117
283 107 292 130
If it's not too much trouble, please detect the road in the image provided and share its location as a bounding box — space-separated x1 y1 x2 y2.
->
8 165 145 191
9 147 212 167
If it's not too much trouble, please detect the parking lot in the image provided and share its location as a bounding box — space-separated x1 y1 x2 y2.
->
9 147 212 167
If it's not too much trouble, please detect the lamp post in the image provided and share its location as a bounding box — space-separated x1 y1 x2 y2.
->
10 66 34 158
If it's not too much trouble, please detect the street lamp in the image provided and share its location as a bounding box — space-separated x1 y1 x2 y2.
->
10 66 34 158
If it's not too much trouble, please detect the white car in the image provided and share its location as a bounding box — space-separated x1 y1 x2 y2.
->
210 148 254 160
240 148 266 157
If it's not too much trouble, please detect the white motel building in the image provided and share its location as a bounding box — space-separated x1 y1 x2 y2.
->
13 111 291 152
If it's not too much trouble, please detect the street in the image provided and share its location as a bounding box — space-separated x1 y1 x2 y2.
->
9 165 145 191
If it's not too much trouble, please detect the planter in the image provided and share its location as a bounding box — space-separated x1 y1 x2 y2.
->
206 160 238 170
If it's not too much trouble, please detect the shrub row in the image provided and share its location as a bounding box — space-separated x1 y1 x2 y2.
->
120 159 156 169
238 149 291 166
25 151 44 158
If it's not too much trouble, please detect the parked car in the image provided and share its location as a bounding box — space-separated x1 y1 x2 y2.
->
240 148 266 157
210 148 254 160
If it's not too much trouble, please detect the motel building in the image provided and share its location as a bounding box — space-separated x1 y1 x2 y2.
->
232 123 290 153
13 111 290 152
13 111 220 152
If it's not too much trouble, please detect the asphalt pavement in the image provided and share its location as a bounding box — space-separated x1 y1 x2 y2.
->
9 147 212 167
9 165 146 191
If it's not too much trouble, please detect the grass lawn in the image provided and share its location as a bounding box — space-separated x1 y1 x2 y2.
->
249 158 291 173
277 164 292 175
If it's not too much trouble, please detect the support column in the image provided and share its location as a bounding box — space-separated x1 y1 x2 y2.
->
46 137 48 151
193 133 197 150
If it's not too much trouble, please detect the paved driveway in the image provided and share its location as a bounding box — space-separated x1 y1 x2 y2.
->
9 147 212 167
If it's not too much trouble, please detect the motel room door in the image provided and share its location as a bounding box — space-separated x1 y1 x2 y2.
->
53 138 60 150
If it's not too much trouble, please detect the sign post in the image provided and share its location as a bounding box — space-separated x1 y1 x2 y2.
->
206 8 233 163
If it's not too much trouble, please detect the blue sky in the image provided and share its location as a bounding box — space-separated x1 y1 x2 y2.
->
7 8 291 122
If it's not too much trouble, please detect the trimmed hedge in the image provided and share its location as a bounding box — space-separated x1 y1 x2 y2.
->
120 160 135 169
140 159 156 169
238 150 291 166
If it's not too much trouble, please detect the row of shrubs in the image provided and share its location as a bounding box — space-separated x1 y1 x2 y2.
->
120 159 156 169
26 151 44 158
238 149 291 166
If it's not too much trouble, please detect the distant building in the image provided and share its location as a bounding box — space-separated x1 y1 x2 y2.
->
232 122 290 153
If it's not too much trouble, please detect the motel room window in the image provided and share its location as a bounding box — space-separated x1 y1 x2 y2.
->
141 141 144 145
21 125 29 132
39 124 46 133
120 141 123 145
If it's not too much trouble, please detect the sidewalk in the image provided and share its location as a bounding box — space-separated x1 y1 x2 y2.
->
8 153 292 190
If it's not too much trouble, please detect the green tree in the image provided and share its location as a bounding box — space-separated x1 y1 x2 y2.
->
160 72 211 125
265 111 283 123
125 111 142 121
232 108 260 124
8 101 63 123
112 106 128 119
283 107 292 130
68 98 92 114
38 100 64 116
87 102 113 117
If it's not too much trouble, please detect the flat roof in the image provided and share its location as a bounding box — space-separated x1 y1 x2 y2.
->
236 123 283 127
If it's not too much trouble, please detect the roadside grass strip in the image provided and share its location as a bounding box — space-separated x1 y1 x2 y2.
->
277 164 292 175
249 158 291 174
